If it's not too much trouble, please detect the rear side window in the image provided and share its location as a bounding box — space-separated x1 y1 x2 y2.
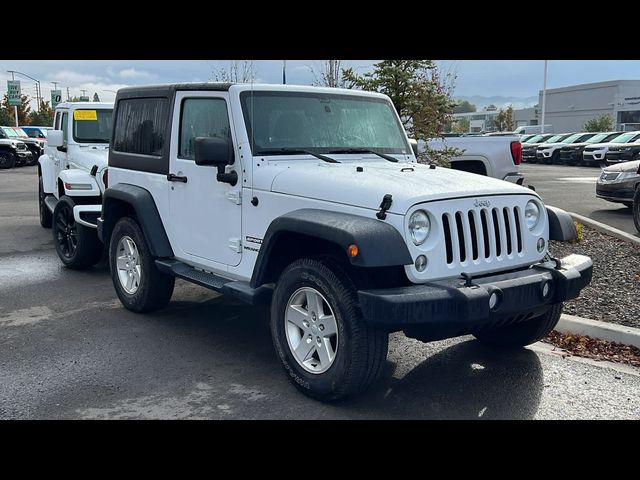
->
179 98 231 160
113 98 168 156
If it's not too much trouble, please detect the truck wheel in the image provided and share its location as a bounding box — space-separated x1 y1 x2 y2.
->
52 196 102 269
0 152 15 169
547 151 559 165
109 216 175 313
633 187 640 233
473 303 563 348
38 175 52 228
25 154 38 167
270 257 388 401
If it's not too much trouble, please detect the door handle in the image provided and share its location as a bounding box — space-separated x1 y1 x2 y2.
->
167 173 188 183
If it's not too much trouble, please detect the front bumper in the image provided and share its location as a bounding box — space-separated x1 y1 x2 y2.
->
14 150 32 165
596 182 636 202
358 254 592 340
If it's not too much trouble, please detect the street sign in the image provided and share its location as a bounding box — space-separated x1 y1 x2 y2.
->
51 89 62 109
79 96 90 102
7 80 21 106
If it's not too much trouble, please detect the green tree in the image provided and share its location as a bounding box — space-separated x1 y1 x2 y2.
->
0 94 32 126
342 60 460 165
493 105 514 131
583 114 614 132
452 117 470 134
28 101 54 127
452 100 476 113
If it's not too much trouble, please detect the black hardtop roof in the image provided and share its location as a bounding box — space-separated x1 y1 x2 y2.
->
116 82 233 99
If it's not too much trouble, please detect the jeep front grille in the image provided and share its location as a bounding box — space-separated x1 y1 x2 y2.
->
16 143 26 150
442 206 523 265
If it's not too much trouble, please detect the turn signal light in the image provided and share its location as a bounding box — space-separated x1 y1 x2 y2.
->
347 244 359 258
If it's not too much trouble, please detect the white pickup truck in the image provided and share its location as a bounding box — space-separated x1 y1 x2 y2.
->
426 135 524 184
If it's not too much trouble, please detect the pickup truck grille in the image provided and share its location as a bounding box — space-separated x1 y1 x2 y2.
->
442 206 523 265
16 143 27 151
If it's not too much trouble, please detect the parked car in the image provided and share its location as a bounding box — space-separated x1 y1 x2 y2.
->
97 82 592 401
427 134 523 184
596 160 640 208
0 126 43 166
523 133 572 163
634 184 640 233
583 131 640 166
605 138 640 165
536 132 596 164
0 138 31 169
559 131 623 166
21 126 49 139
513 125 554 135
38 102 113 268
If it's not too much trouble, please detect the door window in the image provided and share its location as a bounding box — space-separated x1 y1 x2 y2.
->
179 98 231 160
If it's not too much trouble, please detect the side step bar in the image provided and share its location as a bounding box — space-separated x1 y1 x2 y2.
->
44 195 58 213
155 259 273 305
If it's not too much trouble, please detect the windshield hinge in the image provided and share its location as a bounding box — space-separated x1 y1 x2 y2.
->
228 238 242 253
376 194 393 220
227 190 242 205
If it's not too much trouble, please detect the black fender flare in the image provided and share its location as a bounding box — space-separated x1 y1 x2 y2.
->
250 209 412 288
547 206 577 242
98 183 173 258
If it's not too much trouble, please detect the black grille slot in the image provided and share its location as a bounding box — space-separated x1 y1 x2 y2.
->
468 211 479 260
455 212 466 262
480 209 490 258
491 208 502 257
514 208 523 253
503 208 513 255
443 214 453 264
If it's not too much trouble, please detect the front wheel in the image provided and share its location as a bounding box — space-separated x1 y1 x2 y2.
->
109 216 175 313
633 187 640 233
52 196 102 269
473 303 563 349
38 175 52 228
0 151 15 169
270 257 388 402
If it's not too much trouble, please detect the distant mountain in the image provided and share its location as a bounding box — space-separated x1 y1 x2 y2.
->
454 95 539 111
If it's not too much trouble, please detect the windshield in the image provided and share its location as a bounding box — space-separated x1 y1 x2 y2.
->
1 127 19 138
525 135 544 143
585 133 612 143
25 128 46 138
72 108 113 143
545 134 569 143
610 132 640 144
13 128 28 137
240 91 410 155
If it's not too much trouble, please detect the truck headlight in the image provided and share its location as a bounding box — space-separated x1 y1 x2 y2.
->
618 171 639 180
409 210 430 245
525 200 541 230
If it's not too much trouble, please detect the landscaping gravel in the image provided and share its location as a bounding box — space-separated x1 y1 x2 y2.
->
549 226 640 328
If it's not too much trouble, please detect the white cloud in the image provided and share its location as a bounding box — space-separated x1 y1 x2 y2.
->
48 70 102 83
118 68 154 80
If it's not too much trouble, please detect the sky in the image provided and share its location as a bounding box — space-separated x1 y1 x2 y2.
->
1 60 639 109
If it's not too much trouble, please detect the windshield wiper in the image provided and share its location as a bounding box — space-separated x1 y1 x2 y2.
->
327 148 398 163
254 148 340 163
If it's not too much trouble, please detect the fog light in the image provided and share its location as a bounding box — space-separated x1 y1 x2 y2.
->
489 291 501 310
541 280 553 299
537 238 545 253
415 255 428 272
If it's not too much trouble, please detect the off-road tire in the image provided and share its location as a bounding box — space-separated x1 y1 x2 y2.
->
473 303 563 348
633 187 640 233
109 216 175 313
38 175 52 228
52 195 102 269
0 151 15 169
270 257 388 402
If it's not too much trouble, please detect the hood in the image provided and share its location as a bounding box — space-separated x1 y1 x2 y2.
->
269 160 532 214
537 142 564 148
67 146 109 171
603 159 640 173
607 142 640 149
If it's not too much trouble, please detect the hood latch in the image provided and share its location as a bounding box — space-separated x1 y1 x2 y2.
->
376 194 393 220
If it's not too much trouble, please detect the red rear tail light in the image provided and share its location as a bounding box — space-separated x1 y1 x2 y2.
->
510 141 522 165
102 168 109 189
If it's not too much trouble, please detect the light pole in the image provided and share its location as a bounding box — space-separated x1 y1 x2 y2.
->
7 70 42 112
540 60 548 134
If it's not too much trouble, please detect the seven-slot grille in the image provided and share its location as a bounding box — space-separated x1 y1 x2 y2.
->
442 206 523 265
16 143 27 150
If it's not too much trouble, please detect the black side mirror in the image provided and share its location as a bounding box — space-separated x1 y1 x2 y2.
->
194 136 237 186
408 138 419 157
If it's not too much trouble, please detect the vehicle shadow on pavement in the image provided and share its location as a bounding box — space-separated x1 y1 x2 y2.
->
351 340 544 419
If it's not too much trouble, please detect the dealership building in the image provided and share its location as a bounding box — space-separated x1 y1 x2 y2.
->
452 80 640 133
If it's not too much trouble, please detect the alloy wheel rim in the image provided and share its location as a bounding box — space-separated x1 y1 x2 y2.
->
116 236 141 295
55 205 77 258
285 287 339 374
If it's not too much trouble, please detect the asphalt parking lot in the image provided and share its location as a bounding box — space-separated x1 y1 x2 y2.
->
521 163 638 237
1 165 639 419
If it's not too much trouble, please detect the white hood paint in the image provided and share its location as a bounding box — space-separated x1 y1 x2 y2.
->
267 159 532 214
67 146 109 172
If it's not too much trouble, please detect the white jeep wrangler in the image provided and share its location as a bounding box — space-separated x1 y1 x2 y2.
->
38 102 113 268
98 83 592 401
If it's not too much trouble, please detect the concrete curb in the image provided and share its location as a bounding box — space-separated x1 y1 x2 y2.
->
557 314 640 349
567 211 640 246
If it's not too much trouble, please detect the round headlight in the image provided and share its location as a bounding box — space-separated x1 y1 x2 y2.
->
409 210 430 245
525 200 541 230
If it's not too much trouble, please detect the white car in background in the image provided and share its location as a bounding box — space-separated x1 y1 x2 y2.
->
535 132 596 164
583 131 640 166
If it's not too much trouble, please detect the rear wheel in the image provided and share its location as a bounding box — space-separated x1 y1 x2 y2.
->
52 196 102 269
109 216 175 313
38 175 52 228
474 303 563 349
633 187 640 233
271 257 388 401
0 151 15 169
